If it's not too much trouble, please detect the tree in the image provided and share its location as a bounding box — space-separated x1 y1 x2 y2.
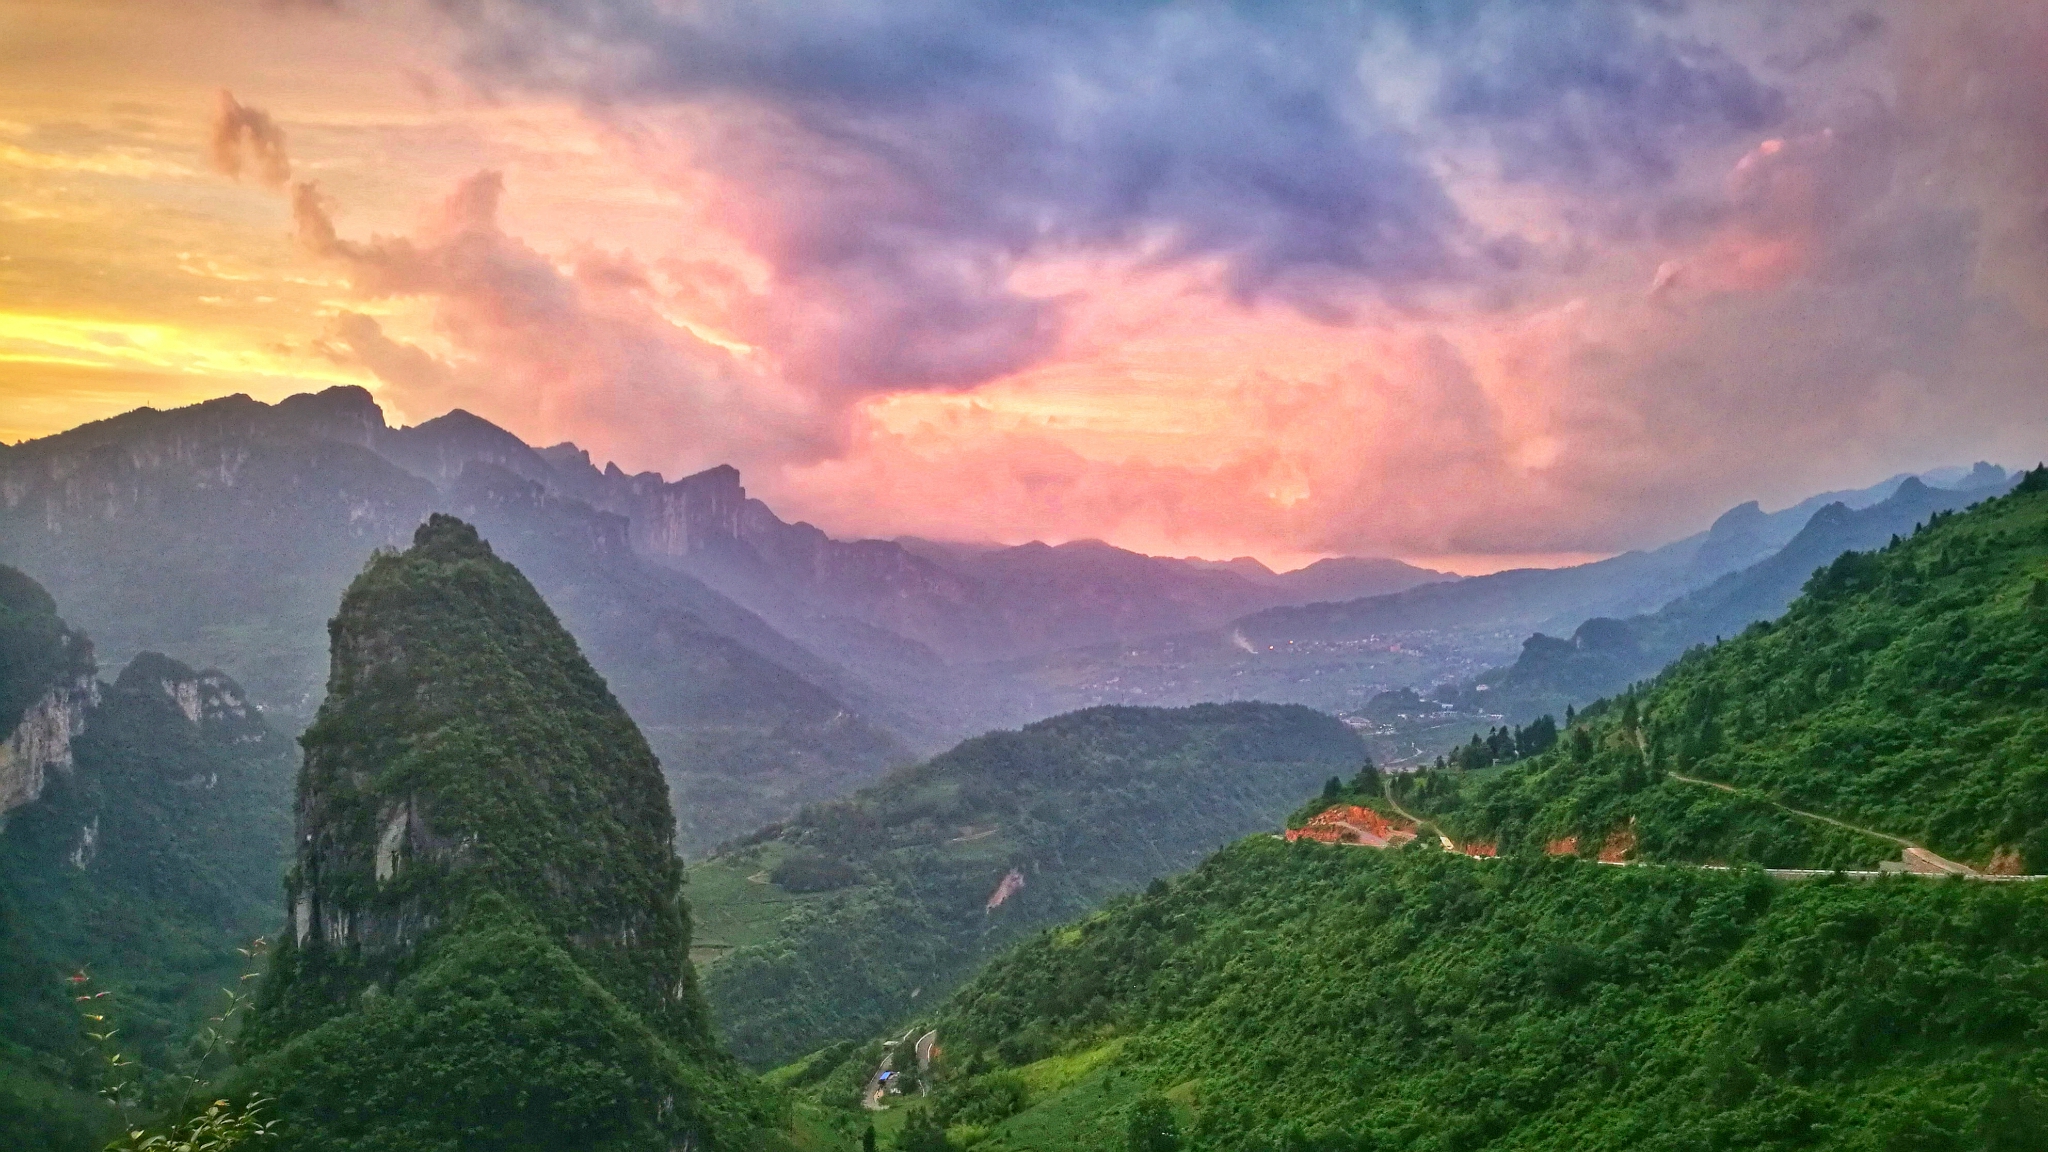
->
1978 1082 2048 1152
1321 776 1343 802
863 1125 878 1152
1350 759 1381 797
1125 1093 1180 1152
897 1106 950 1152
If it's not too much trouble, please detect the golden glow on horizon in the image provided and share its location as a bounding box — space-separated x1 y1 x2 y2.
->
3 0 2043 567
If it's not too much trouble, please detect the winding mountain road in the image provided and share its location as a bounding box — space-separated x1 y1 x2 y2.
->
1665 771 1976 875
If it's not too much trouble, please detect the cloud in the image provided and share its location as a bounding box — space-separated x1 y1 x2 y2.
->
432 1 1789 395
208 90 292 188
293 169 827 473
238 0 2048 561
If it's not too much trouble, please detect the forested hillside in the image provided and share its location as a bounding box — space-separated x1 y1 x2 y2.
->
692 704 1365 1068
0 569 296 1151
898 841 2048 1151
772 468 2048 1152
1417 468 2048 872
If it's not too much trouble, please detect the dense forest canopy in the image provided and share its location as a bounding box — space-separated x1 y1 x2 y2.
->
900 841 2048 1152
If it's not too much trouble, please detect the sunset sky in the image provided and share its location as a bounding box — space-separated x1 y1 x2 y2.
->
3 0 2045 572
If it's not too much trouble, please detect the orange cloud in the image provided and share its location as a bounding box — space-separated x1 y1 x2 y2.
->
208 89 291 188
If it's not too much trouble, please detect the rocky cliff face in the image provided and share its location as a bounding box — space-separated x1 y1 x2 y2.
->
0 564 99 817
0 673 97 815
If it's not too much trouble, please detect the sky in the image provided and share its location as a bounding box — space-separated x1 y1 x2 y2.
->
2 0 2045 573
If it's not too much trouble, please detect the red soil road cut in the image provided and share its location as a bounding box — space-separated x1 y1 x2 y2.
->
1286 805 1417 849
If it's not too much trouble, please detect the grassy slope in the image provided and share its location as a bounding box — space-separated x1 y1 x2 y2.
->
694 703 1366 1068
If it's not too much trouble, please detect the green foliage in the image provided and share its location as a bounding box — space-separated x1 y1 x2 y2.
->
236 896 767 1152
894 1106 949 1152
922 840 2048 1151
1433 479 2048 869
696 703 1365 1067
771 853 864 893
107 1096 277 1152
1123 1093 1180 1152
0 569 295 1150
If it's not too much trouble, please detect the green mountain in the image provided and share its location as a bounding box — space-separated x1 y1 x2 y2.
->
236 515 765 1149
1418 467 2048 872
691 703 1365 1068
0 567 296 1151
773 468 2048 1152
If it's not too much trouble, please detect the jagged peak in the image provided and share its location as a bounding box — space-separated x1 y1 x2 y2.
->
675 462 743 491
410 513 497 562
1706 499 1765 535
275 384 385 423
402 407 518 440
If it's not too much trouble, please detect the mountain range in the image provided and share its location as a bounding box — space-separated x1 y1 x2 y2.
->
0 385 2023 847
1460 467 2020 723
0 387 1439 847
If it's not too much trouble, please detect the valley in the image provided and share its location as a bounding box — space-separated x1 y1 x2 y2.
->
765 470 2048 1152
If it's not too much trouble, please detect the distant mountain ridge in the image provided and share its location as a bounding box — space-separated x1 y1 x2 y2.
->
1466 468 2022 721
0 389 910 850
533 448 1451 667
1229 464 2013 658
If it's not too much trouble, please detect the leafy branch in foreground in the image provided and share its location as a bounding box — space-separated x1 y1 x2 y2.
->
70 970 136 1125
106 1096 277 1152
183 938 268 1091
